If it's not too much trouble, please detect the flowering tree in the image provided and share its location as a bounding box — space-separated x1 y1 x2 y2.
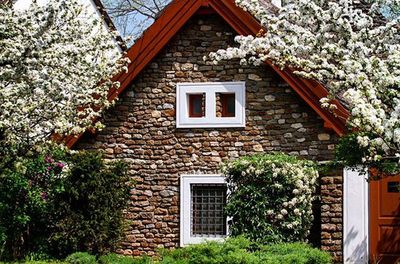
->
0 0 129 148
210 0 400 173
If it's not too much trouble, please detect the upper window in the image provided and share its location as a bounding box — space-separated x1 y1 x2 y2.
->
176 82 246 128
188 93 205 118
180 175 228 246
218 93 236 117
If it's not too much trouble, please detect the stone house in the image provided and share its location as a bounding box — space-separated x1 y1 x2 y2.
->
63 0 400 263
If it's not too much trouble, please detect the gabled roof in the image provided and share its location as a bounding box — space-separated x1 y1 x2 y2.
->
63 0 349 148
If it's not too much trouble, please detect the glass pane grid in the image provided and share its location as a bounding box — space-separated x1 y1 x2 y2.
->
191 184 227 237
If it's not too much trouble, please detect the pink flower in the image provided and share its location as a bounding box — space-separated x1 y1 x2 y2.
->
45 156 54 163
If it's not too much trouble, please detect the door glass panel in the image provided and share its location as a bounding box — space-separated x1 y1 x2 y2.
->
379 177 400 217
388 181 400 193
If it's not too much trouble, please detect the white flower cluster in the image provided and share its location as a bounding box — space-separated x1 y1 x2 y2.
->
222 155 318 240
0 0 129 147
210 0 400 166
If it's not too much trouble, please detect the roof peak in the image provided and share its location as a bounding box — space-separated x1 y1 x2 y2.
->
63 0 348 148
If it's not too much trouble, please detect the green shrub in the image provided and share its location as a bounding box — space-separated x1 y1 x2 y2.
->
334 132 400 175
262 243 332 264
49 151 130 257
159 237 258 264
221 153 318 244
65 252 96 264
159 237 331 264
0 145 130 260
18 261 65 264
0 226 6 259
24 252 54 262
98 253 152 264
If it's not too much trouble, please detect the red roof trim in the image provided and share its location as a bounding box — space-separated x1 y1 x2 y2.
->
107 0 204 102
266 62 348 135
64 0 349 148
208 0 261 35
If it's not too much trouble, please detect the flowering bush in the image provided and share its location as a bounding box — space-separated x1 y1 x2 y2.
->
222 153 318 243
209 0 400 173
0 145 67 260
0 146 130 260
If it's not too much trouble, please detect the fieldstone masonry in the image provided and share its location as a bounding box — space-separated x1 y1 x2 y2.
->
76 14 343 263
320 170 344 262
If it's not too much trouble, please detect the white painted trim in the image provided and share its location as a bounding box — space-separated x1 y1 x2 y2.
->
176 82 246 128
180 174 228 247
343 168 369 264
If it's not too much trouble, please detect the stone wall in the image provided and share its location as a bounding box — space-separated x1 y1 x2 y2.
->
76 13 343 262
320 170 343 263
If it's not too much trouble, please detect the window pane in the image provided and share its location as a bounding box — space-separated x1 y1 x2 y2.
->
191 184 227 237
217 93 235 117
188 94 205 117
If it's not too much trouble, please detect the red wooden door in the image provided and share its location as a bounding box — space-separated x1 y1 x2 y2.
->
370 175 400 263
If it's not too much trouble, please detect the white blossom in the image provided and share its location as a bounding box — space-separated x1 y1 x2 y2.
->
223 154 319 241
210 0 400 166
0 0 129 147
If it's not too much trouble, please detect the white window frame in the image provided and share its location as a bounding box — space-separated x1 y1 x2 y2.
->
180 174 228 246
176 82 246 128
